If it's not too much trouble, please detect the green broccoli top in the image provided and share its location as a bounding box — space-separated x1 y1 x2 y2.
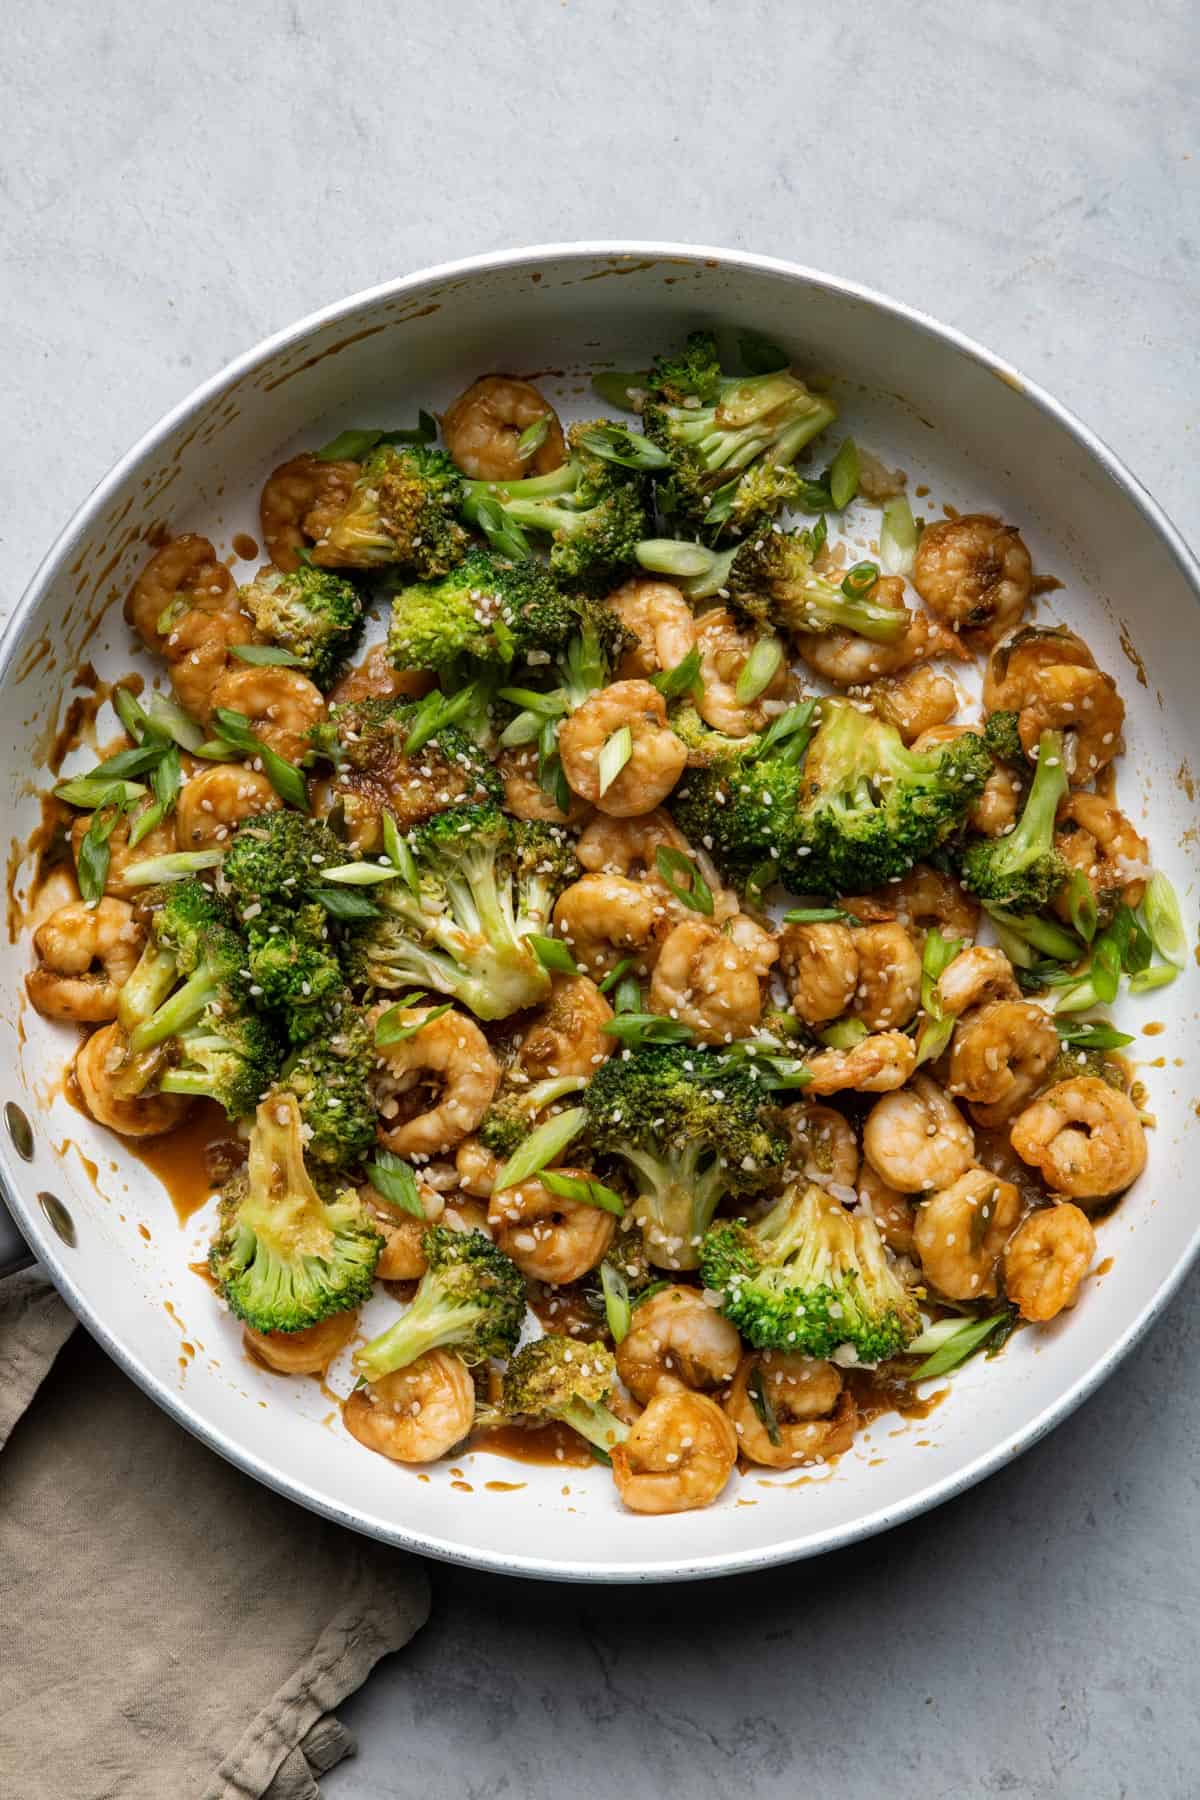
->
246 902 345 1044
982 709 1028 770
385 548 580 672
354 1226 526 1381
720 530 908 643
960 729 1068 913
668 704 812 888
501 1334 629 1454
276 1005 377 1170
239 564 365 690
223 813 345 911
312 444 468 577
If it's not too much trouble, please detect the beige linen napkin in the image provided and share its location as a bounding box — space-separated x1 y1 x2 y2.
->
0 1271 430 1800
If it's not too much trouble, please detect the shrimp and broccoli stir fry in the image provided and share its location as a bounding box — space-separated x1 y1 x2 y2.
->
30 333 1179 1516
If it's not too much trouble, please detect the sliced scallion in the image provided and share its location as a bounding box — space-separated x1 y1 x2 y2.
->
493 1107 588 1192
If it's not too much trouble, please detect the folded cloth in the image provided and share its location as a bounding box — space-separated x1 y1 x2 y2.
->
0 1271 430 1800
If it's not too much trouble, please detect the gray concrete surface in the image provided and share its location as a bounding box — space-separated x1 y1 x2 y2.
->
3 1 1198 1794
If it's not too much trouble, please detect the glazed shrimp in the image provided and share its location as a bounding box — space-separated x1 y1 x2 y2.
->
454 1138 501 1198
982 626 1095 714
1003 1203 1096 1321
514 974 615 1081
862 1074 975 1192
871 665 959 743
778 921 859 1026
694 608 792 737
615 1285 742 1405
725 1351 858 1470
175 766 282 850
244 1311 358 1376
343 1349 475 1463
488 1169 615 1284
606 577 697 680
329 643 435 707
576 812 737 920
553 873 672 978
610 1383 738 1515
648 918 765 1044
912 724 1021 838
1009 1076 1147 1201
497 746 591 825
948 1000 1059 1115
1017 662 1125 781
913 514 1033 638
361 1179 446 1281
858 1161 916 1257
805 1030 917 1095
74 1023 190 1137
557 680 687 817
796 576 966 685
70 804 178 899
849 923 922 1031
441 375 566 480
125 534 235 652
371 1004 500 1157
913 1168 1021 1300
1056 793 1149 906
207 665 326 764
27 900 145 1022
783 1101 860 1192
935 945 1019 1018
260 452 361 572
842 863 981 938
165 606 260 722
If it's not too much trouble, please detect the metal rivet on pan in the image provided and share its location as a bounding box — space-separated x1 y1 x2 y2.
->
4 1102 33 1162
37 1192 76 1248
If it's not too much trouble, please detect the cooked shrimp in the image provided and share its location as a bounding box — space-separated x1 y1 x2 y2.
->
454 1138 500 1199
442 375 566 480
576 811 738 921
1009 1077 1147 1201
783 1101 860 1192
725 912 780 975
244 1311 358 1375
553 873 672 978
489 1169 615 1284
871 665 959 743
165 607 260 721
497 746 591 825
948 1000 1059 1114
607 577 697 680
207 665 326 764
371 1004 499 1157
329 643 435 707
935 945 1019 1017
806 1030 917 1095
913 1168 1021 1300
27 900 145 1022
260 452 360 572
796 576 966 685
982 626 1095 714
858 1161 916 1256
862 1074 975 1192
911 724 1021 837
842 864 981 938
74 1023 190 1136
362 1178 446 1281
725 1351 857 1470
557 680 687 817
610 1383 738 1515
1017 662 1125 781
1003 1202 1096 1321
778 921 859 1025
913 514 1033 638
125 534 235 652
343 1349 475 1463
514 974 615 1081
615 1285 742 1404
27 866 79 933
1056 792 1149 906
70 804 178 900
175 765 282 850
849 923 922 1031
694 608 792 737
648 918 765 1044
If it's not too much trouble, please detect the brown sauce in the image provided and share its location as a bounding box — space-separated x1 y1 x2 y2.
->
126 1100 241 1224
472 1420 592 1469
231 533 259 561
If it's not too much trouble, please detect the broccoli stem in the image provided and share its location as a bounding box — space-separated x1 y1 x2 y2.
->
117 943 181 1034
128 964 221 1053
356 1289 487 1382
562 1398 630 1454
622 1140 725 1269
1002 728 1067 864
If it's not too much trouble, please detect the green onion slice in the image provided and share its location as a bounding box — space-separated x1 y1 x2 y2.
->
654 846 714 916
827 439 859 511
493 1107 588 1191
602 1013 695 1047
1143 872 1188 968
539 1170 625 1217
529 934 580 976
910 1312 1011 1379
1055 1019 1135 1050
211 709 308 811
1129 964 1179 995
365 1149 427 1218
374 1001 452 1047
600 1262 632 1343
318 860 400 885
734 637 783 705
879 495 919 576
597 726 633 797
651 647 703 700
230 644 306 668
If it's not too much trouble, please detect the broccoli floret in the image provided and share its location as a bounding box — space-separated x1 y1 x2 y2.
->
239 565 365 690
312 444 468 577
116 880 279 1117
670 528 908 644
669 705 812 887
501 1335 629 1456
642 330 836 534
308 695 501 852
246 902 345 1044
355 1225 525 1379
478 1075 589 1158
223 813 345 909
701 1182 920 1362
982 709 1030 770
209 1092 382 1332
790 700 991 895
385 547 579 672
347 804 577 1020
584 1044 787 1270
277 1005 377 1170
960 729 1068 914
